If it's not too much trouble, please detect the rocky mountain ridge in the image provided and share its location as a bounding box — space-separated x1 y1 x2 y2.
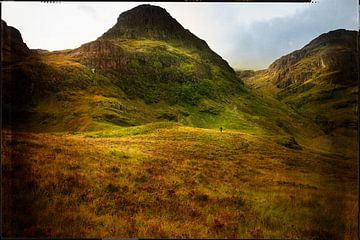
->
268 29 358 88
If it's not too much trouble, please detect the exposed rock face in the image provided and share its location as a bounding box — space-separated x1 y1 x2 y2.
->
73 40 127 70
268 29 358 88
1 20 31 63
100 4 209 50
259 29 358 139
1 20 35 126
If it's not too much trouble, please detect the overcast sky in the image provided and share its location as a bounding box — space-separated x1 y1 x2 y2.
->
2 0 358 70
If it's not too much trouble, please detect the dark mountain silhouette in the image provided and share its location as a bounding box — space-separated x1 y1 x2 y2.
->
1 20 30 63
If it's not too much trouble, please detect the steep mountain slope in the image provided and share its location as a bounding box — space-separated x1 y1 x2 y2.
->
2 20 35 125
1 20 31 62
268 29 357 88
243 29 358 157
70 4 240 104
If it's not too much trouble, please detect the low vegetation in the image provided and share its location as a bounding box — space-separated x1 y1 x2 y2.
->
2 124 357 238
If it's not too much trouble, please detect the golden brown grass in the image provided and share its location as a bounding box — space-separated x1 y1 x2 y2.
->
2 125 358 238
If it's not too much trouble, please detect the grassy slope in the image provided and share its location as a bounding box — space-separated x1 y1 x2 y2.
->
2 123 357 238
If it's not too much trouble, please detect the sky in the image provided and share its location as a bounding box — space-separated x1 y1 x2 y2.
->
1 0 358 70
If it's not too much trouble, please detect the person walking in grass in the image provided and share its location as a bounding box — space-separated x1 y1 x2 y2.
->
220 126 223 132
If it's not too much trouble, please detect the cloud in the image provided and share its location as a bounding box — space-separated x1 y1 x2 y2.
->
224 0 358 70
77 4 98 20
158 2 307 69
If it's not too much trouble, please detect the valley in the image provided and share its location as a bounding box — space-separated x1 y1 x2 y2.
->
1 4 358 239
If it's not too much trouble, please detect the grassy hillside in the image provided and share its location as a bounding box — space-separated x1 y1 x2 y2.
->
4 36 328 153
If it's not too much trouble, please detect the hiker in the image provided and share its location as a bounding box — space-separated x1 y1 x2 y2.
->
220 127 223 132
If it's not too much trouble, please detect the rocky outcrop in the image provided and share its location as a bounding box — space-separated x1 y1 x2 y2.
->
73 40 128 70
1 20 31 63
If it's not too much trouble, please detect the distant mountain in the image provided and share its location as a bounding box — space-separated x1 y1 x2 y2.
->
268 29 357 88
243 29 358 156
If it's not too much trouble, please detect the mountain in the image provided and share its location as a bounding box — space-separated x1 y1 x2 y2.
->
100 4 210 51
268 29 357 88
0 5 240 131
68 4 239 104
2 4 317 145
1 20 37 125
1 20 31 63
242 29 358 156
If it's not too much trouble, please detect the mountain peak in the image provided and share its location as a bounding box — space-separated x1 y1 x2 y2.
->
100 4 208 50
303 29 357 50
101 4 180 39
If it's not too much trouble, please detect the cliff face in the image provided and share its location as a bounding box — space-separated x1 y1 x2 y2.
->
72 40 127 70
100 4 209 50
2 20 34 125
268 29 358 88
1 20 31 63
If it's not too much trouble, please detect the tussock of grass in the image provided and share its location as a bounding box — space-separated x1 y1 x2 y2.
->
109 150 130 159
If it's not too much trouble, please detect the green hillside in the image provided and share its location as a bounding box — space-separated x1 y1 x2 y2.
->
2 5 325 149
242 29 358 157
